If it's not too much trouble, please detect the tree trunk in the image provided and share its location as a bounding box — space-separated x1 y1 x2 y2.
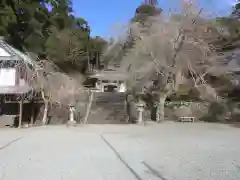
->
137 106 144 124
156 94 167 123
125 93 138 123
124 99 128 123
42 101 49 125
83 90 94 124
174 69 182 92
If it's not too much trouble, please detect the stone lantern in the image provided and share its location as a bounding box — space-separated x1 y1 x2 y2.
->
68 105 76 126
136 99 145 124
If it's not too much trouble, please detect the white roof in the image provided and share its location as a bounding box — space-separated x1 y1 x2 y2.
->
89 70 128 80
0 37 33 65
0 47 11 56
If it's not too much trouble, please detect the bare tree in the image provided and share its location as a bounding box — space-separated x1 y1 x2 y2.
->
26 59 88 125
117 1 228 122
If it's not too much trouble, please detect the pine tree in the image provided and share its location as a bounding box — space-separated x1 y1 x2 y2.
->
231 0 240 20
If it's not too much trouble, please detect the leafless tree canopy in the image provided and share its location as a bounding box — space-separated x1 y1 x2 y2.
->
14 59 86 108
117 1 229 100
108 1 235 121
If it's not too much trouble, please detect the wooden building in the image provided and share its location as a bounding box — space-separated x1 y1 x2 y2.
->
0 37 38 127
88 69 127 92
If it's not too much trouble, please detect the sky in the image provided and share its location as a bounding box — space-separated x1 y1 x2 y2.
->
72 0 237 38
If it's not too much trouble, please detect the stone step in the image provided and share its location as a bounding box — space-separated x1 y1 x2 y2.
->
87 92 126 124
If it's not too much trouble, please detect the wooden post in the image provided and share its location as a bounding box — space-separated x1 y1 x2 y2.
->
18 100 23 128
96 51 99 70
87 52 90 72
0 96 3 115
87 33 91 73
100 80 103 92
30 101 34 126
15 65 20 86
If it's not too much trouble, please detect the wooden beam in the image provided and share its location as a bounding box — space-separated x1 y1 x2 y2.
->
4 100 44 104
18 100 23 128
96 51 99 70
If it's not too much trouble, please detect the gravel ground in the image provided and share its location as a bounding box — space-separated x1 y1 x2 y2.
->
0 122 240 180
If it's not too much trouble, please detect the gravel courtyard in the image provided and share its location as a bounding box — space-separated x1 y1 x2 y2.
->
0 122 240 180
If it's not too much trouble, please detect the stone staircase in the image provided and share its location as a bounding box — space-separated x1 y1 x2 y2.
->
86 92 127 124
